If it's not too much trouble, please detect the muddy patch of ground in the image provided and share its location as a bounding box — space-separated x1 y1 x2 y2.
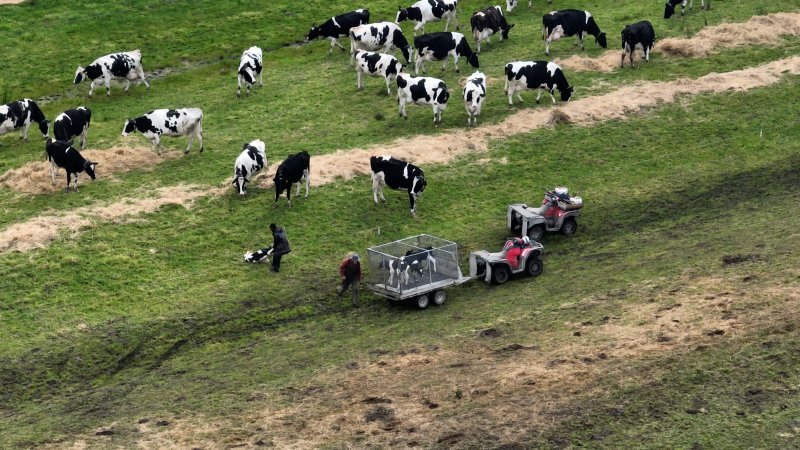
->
0 147 178 195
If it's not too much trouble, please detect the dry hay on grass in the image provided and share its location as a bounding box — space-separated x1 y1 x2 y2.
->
0 0 25 4
556 12 800 72
0 184 222 253
0 147 177 195
252 56 800 192
113 272 800 449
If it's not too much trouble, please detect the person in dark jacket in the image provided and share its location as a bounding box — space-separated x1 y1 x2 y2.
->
337 252 362 307
269 223 291 272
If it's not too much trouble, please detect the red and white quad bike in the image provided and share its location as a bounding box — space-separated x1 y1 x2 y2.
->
469 237 544 285
508 187 583 241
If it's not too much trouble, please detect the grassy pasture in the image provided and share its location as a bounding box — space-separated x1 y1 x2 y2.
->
1 0 800 447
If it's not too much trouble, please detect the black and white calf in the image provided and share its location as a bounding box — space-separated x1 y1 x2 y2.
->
413 32 479 74
470 6 514 53
44 138 97 191
396 73 449 125
370 155 427 216
244 246 273 263
73 49 149 97
621 21 655 68
0 99 49 140
349 22 412 65
542 10 607 56
121 108 204 155
504 61 573 105
306 9 370 54
355 51 404 95
232 139 267 196
505 0 535 12
237 46 263 98
463 71 486 126
396 0 458 36
53 107 91 149
664 0 705 19
385 247 437 286
273 151 310 208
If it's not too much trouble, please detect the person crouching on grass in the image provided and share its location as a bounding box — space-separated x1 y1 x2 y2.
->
338 252 361 308
269 223 291 273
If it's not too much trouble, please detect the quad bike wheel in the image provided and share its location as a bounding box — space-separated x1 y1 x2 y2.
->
492 264 510 285
561 217 577 235
433 290 446 306
527 224 545 241
525 257 543 277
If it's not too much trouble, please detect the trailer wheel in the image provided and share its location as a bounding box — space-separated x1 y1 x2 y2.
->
433 290 446 306
414 294 430 309
525 257 543 277
492 264 510 285
527 225 545 241
561 217 577 235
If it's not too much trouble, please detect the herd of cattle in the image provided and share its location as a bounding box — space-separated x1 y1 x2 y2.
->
0 0 701 213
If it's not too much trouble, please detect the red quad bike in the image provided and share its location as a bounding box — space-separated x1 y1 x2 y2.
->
469 237 544 285
507 187 583 241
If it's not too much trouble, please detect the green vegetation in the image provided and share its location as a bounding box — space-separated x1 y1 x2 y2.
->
1 0 799 448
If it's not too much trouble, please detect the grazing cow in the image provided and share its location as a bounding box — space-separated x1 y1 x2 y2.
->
542 10 607 56
463 71 486 126
53 107 91 150
396 73 449 125
504 61 573 105
621 21 656 68
273 151 310 208
413 32 479 75
396 0 459 36
349 22 412 65
664 0 705 19
506 0 536 12
121 108 204 155
232 139 267 196
73 49 149 97
470 6 514 53
0 99 49 140
370 155 427 216
306 9 370 54
355 51 404 95
244 246 273 263
44 138 97 191
237 46 263 98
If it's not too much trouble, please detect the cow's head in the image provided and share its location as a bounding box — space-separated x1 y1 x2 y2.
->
412 175 427 198
396 7 409 23
560 86 574 102
664 3 676 19
38 119 50 138
121 119 136 136
73 67 86 84
502 23 515 40
621 26 630 48
232 176 247 196
596 32 608 48
506 0 517 12
467 52 480 69
306 24 319 41
400 45 412 64
83 160 98 180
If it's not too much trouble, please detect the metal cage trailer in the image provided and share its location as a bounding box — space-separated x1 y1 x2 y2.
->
366 234 469 309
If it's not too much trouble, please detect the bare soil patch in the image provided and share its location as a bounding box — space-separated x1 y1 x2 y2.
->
0 147 177 195
0 185 221 253
556 12 800 72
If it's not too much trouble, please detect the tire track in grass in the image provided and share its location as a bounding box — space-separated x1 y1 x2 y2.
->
556 12 800 72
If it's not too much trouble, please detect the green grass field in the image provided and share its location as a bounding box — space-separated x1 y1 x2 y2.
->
1 0 800 448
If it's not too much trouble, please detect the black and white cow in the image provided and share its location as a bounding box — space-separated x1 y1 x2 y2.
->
470 6 514 53
396 73 449 126
244 246 273 263
44 138 97 191
413 32 479 74
121 108 204 155
664 0 705 19
370 155 427 216
504 61 573 105
306 9 370 54
463 71 486 126
349 22 412 65
232 139 267 196
273 151 310 208
542 10 607 56
237 46 263 98
53 107 91 150
396 0 459 36
621 21 656 68
0 99 49 140
355 51 404 95
384 247 437 286
73 49 149 97
505 0 536 12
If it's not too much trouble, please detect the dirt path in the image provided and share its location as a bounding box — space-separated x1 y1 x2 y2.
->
556 12 800 72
